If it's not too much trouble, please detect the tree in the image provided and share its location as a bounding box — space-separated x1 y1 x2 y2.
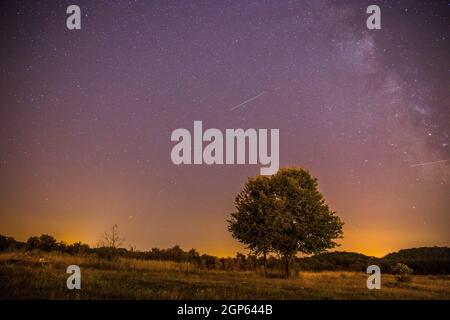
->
228 167 344 278
100 224 124 249
67 241 90 255
99 224 125 260
0 235 18 251
393 263 413 283
26 236 40 250
270 168 344 278
228 175 276 276
38 234 57 252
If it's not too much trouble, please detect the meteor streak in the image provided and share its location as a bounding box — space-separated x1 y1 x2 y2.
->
229 91 267 111
410 159 450 167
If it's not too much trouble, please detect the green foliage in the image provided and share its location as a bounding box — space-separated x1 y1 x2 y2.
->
228 167 344 278
393 263 413 283
229 175 274 256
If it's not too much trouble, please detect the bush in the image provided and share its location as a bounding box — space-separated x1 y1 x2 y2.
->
393 263 413 283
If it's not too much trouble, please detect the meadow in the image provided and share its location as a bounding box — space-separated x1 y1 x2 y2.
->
0 251 449 300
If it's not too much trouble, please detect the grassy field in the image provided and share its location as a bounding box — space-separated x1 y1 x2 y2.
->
0 252 449 299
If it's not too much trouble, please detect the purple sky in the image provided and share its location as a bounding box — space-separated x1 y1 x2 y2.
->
0 0 449 257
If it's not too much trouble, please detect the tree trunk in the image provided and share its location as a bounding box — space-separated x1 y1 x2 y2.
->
263 252 267 277
284 255 290 279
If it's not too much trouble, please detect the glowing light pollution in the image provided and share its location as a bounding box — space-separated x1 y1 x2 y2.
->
0 1 449 257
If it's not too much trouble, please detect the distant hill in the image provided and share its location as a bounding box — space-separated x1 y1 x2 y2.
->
296 247 450 274
383 247 450 274
296 251 378 272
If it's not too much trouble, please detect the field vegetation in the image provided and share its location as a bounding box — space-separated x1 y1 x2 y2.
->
1 251 449 300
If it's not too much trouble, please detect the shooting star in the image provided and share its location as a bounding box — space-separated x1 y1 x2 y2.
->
229 91 267 111
410 159 450 167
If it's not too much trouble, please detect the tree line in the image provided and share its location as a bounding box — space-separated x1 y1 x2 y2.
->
1 233 448 275
0 233 259 271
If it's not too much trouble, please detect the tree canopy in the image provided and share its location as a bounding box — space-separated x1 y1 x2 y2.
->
228 167 344 278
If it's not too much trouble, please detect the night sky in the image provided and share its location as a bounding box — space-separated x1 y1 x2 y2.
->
1 0 449 257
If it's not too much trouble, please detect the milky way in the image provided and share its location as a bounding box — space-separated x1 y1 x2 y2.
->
0 0 449 256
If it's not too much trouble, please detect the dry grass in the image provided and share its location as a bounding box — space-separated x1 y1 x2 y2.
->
0 251 196 272
0 252 449 300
